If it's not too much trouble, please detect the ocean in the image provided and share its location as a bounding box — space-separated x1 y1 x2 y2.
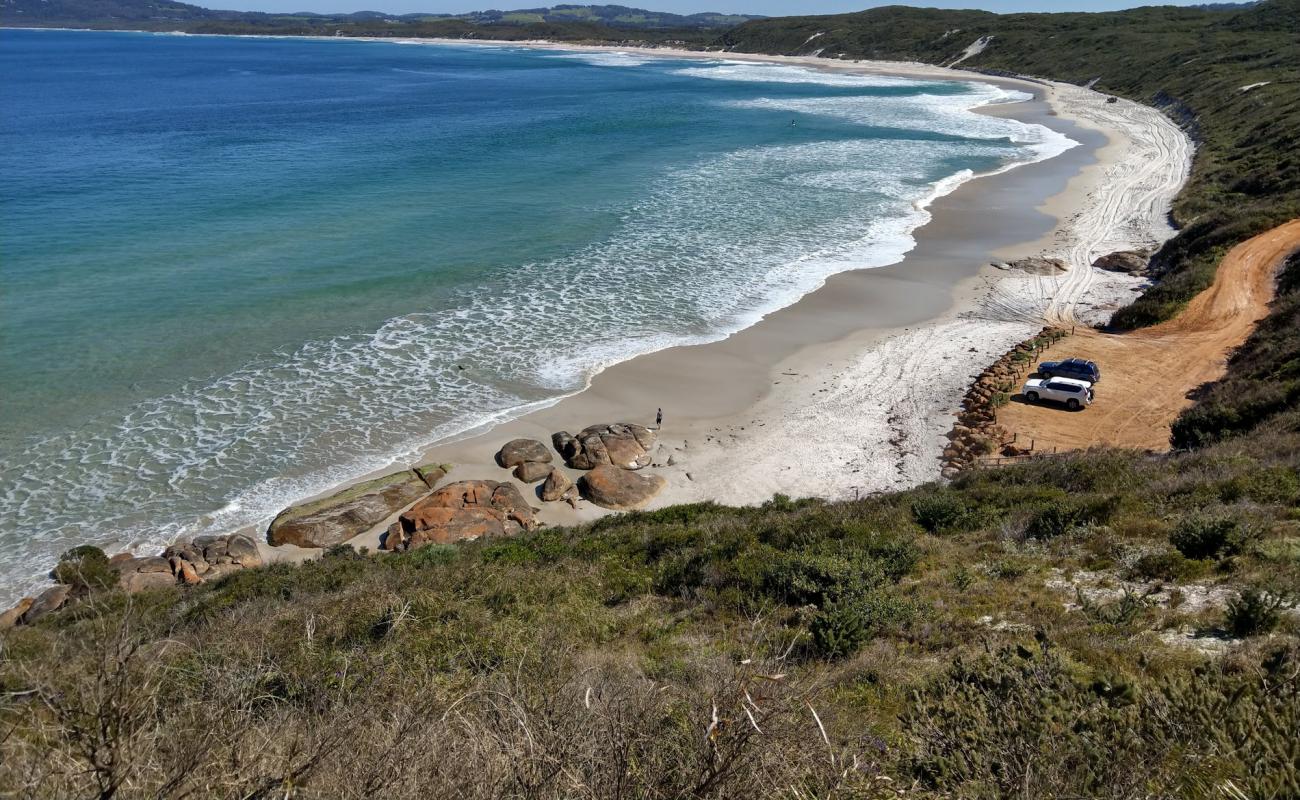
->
0 28 1075 601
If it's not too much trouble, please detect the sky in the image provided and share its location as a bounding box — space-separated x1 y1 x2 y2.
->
210 1 1235 16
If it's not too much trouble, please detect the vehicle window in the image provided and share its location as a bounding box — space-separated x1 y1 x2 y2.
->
1048 383 1078 392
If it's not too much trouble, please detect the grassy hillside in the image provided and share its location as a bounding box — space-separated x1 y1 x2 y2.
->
3 430 1298 796
0 0 741 42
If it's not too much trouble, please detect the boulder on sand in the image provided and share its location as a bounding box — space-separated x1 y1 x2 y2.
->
552 424 656 470
540 468 574 502
386 480 539 551
20 585 71 625
578 465 666 511
121 570 179 594
513 461 552 483
0 598 34 628
496 439 552 469
1092 251 1148 273
267 469 434 549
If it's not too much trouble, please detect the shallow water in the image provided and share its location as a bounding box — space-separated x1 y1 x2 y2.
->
0 30 1075 600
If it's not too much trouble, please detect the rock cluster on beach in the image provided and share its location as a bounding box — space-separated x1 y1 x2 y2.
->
266 465 446 548
1 533 264 629
383 479 539 552
942 326 1068 477
552 423 657 470
495 438 553 483
4 419 671 628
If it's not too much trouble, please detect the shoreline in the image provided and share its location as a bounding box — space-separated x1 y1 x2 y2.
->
242 43 1190 557
0 32 1194 591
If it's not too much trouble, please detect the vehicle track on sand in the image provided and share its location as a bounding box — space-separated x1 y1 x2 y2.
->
996 219 1300 452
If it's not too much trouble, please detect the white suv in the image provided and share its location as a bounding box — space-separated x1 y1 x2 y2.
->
1021 376 1094 410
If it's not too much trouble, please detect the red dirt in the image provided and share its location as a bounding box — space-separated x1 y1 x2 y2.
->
995 219 1300 453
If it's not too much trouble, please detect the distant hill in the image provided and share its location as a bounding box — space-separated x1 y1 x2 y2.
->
0 0 759 32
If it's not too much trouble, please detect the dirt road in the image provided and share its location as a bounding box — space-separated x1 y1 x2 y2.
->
995 219 1300 452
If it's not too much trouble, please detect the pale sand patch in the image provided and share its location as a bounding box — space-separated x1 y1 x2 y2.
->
241 48 1192 563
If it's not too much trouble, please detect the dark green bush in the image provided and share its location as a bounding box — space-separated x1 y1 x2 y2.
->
810 602 868 658
1128 550 1208 582
51 545 116 592
810 591 914 658
1025 496 1117 539
763 551 886 606
1225 588 1287 637
911 492 971 533
1169 515 1239 560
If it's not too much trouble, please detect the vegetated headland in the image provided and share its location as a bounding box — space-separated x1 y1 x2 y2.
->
2 1 1299 797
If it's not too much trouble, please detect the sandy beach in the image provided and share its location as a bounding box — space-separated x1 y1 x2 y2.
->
45 39 1180 564
236 42 1185 559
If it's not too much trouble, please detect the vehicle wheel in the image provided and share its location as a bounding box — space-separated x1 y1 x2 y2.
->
1026 391 1039 403
1067 398 1080 410
1041 371 1053 379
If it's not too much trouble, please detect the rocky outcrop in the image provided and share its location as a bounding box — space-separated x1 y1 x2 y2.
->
0 598 34 628
992 257 1067 275
540 468 574 502
8 533 269 627
513 460 552 483
496 439 552 469
942 327 1068 476
1092 251 1148 273
578 465 666 511
497 438 556 483
20 585 71 625
106 533 266 594
384 480 539 552
267 467 443 548
552 424 656 470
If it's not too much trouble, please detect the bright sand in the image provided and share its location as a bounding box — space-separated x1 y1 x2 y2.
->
256 46 1195 556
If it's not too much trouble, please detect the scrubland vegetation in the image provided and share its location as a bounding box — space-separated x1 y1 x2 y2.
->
4 428 1298 796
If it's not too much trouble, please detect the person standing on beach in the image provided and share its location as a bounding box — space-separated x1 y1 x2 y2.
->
655 408 663 429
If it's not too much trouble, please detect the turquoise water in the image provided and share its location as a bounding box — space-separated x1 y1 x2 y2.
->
0 29 1074 599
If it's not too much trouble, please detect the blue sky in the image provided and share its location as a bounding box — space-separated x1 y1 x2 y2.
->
214 1 1234 16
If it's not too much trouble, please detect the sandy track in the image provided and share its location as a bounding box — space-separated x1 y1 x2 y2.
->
996 219 1300 452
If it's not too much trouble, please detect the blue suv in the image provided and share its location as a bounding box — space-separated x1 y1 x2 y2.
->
1037 357 1100 383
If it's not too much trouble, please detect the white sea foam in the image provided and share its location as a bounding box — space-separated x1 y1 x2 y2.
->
673 62 927 88
549 51 658 67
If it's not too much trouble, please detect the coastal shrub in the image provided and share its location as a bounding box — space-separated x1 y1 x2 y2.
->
1025 495 1117 540
911 491 976 533
51 545 116 592
763 551 887 607
810 591 914 659
1225 588 1288 637
1218 466 1300 505
1128 549 1208 582
1169 514 1240 560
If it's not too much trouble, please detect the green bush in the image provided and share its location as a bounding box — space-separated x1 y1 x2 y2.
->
1169 515 1240 560
911 492 972 533
810 591 914 658
1225 588 1287 637
51 545 116 592
763 551 886 606
1025 496 1117 539
810 602 868 658
1128 550 1208 582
